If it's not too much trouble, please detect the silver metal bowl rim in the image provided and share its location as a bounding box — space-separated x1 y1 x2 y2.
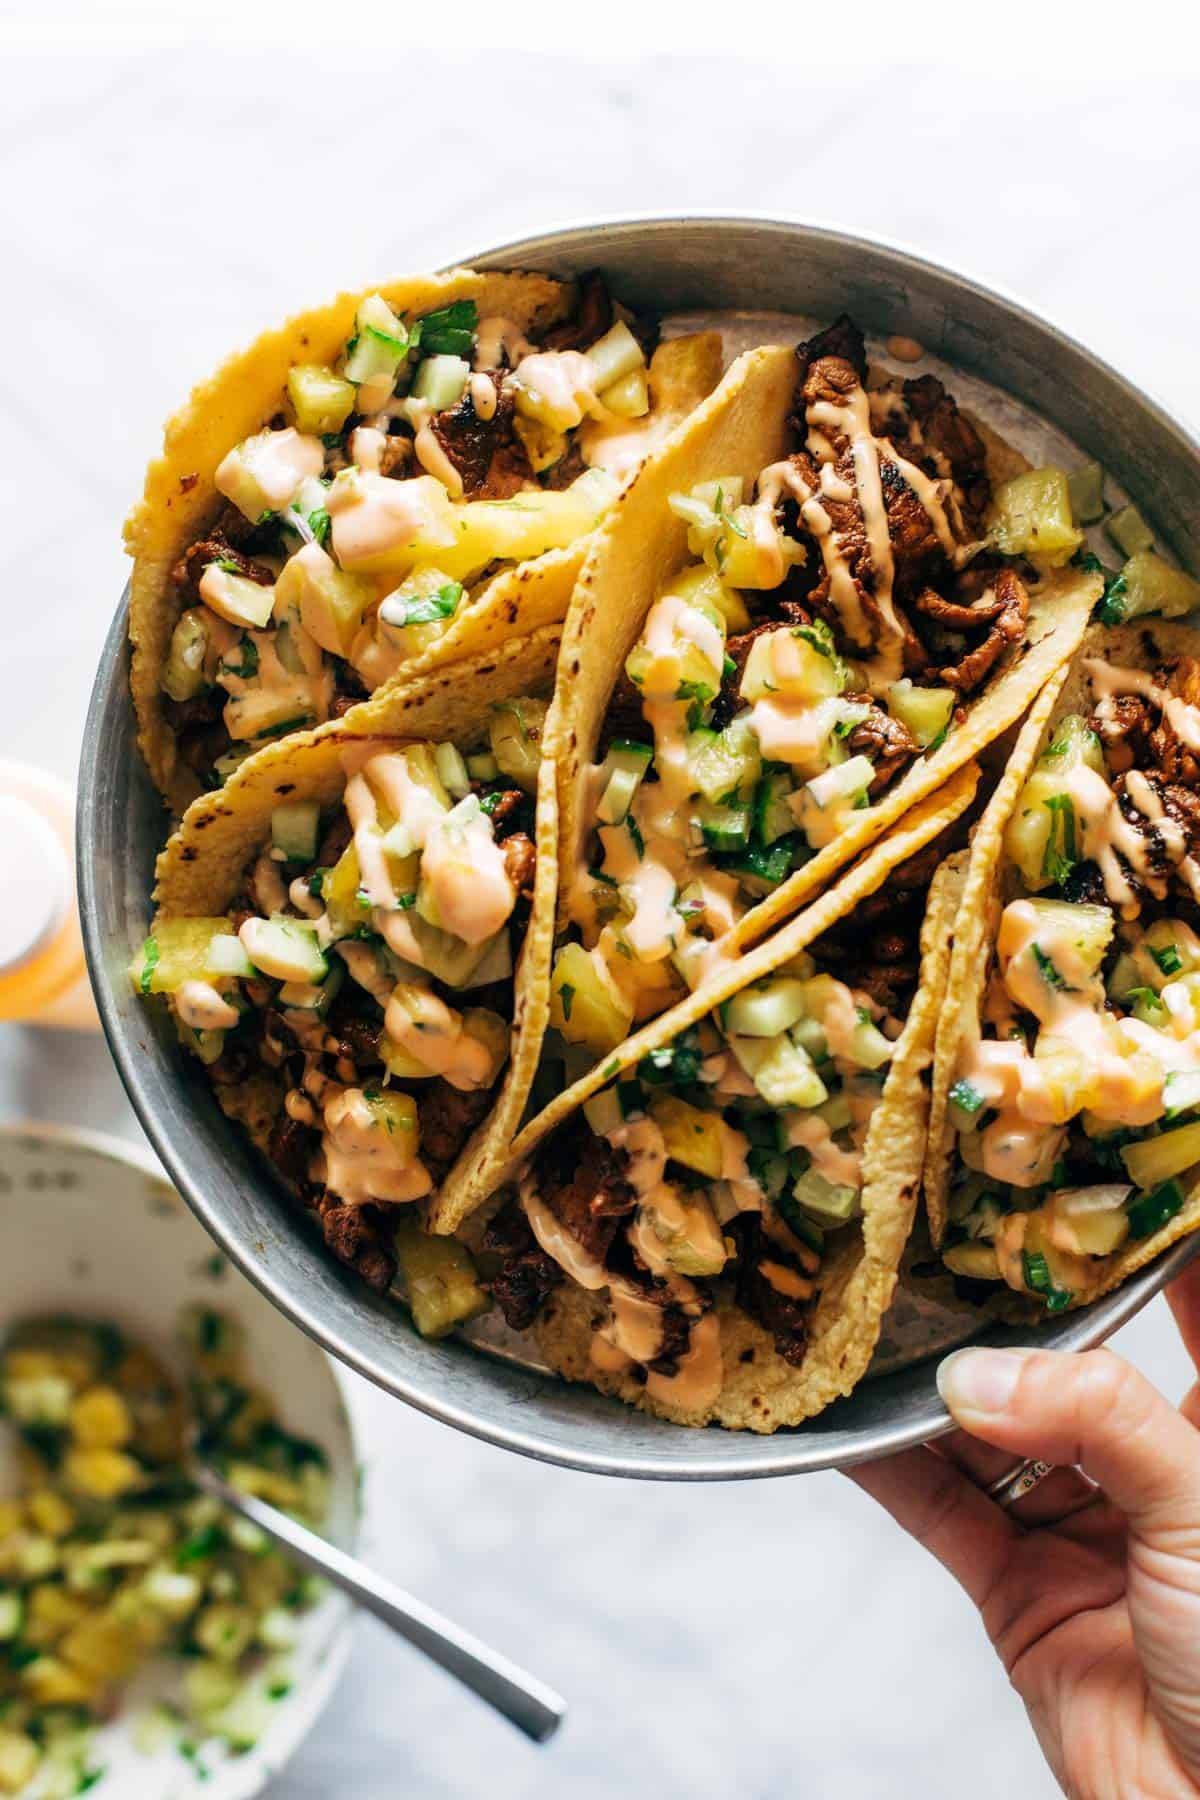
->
78 214 1200 1481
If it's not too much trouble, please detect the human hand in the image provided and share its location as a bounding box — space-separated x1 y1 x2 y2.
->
850 1257 1200 1799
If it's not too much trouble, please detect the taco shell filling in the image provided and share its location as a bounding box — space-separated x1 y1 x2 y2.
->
480 768 976 1431
135 630 563 1298
128 267 723 811
545 314 1100 1094
929 619 1200 1315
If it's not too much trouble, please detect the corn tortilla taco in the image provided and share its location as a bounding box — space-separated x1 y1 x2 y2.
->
134 628 564 1305
475 767 976 1431
542 315 1100 1090
127 266 722 812
926 610 1200 1316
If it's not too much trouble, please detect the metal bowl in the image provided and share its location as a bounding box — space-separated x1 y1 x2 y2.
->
79 216 1200 1481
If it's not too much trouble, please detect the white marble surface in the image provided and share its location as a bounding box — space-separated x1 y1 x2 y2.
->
3 35 1200 1798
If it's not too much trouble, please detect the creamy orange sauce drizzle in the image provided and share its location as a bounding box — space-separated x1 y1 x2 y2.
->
176 980 240 1032
320 1088 432 1206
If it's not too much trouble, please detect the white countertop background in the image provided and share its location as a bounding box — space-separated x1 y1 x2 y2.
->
3 24 1200 1797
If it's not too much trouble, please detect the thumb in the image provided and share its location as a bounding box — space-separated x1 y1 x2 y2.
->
939 1346 1200 1772
938 1346 1200 1543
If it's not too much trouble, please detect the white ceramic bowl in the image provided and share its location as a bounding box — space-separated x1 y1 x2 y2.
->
0 1122 360 1800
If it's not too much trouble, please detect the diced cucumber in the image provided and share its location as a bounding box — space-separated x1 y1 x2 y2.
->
239 916 329 984
887 680 955 750
803 755 874 813
393 1217 490 1338
638 1185 727 1277
206 933 255 978
1067 461 1105 525
489 698 549 796
412 354 470 411
987 466 1083 567
1126 1177 1186 1240
271 800 321 863
466 752 499 781
278 961 345 1016
586 319 646 391
595 740 653 825
213 745 255 785
695 793 752 853
722 840 795 896
789 1165 860 1226
162 608 210 702
1165 1069 1200 1118
851 1014 894 1071
434 743 471 799
723 978 808 1039
1041 712 1106 773
1098 549 1200 625
1105 503 1154 560
599 365 649 418
729 1033 828 1110
582 1086 623 1138
1121 1123 1200 1192
943 1241 1002 1280
287 363 356 436
0 1593 23 1641
753 769 795 846
748 1146 789 1199
344 293 413 387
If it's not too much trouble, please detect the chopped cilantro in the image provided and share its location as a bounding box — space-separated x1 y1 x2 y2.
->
418 299 478 357
1032 943 1071 990
1041 792 1078 885
176 1523 225 1567
388 582 463 628
308 507 331 547
1151 942 1183 977
254 713 315 741
139 935 160 995
225 635 259 682
559 982 575 1020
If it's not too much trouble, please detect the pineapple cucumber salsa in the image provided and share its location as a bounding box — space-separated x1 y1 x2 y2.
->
549 485 958 1057
161 282 660 785
945 666 1200 1309
519 940 904 1403
0 1312 327 1795
133 708 545 1236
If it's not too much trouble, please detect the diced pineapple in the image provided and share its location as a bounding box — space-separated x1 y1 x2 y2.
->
197 564 277 631
129 917 235 996
942 1241 1002 1280
287 363 356 436
393 1218 490 1336
1102 549 1200 624
24 1582 87 1645
22 1654 98 1707
987 466 1083 567
361 1091 421 1166
599 365 650 419
550 943 634 1054
25 1489 75 1540
216 426 325 523
648 1096 724 1177
460 1009 511 1088
69 1386 133 1451
1024 899 1114 976
0 1727 39 1794
275 541 374 659
1121 1120 1200 1190
665 563 751 632
62 1447 143 1501
887 680 955 749
513 415 570 473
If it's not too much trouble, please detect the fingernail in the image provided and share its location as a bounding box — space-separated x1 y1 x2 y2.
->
937 1347 1030 1416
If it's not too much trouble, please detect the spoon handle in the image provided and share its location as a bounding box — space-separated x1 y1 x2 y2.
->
191 1461 566 1743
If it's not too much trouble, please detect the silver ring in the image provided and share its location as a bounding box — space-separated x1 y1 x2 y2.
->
986 1457 1055 1509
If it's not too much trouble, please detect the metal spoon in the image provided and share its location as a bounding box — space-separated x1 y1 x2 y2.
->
189 1444 566 1744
